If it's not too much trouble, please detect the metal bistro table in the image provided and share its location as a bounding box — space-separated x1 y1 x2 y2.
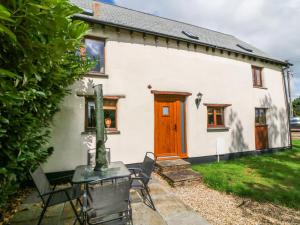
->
72 161 131 225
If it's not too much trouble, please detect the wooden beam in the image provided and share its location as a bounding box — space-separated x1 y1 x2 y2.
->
203 103 232 107
104 95 126 100
151 90 192 96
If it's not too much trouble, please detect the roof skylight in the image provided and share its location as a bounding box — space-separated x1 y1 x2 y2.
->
182 31 199 40
236 44 253 52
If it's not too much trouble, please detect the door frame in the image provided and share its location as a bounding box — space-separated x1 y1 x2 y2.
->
152 90 191 159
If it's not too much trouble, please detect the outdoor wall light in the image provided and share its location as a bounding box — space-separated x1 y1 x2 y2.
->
195 92 203 109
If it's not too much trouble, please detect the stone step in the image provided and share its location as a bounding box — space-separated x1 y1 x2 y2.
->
159 169 202 187
155 159 191 173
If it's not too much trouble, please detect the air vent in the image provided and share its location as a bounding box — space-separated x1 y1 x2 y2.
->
182 31 199 40
236 44 253 52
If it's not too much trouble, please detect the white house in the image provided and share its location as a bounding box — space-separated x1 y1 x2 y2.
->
44 0 291 173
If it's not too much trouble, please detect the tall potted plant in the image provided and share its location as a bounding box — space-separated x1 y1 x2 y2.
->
93 84 108 171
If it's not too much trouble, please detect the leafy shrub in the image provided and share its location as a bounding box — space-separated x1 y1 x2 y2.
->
293 97 300 116
0 0 91 210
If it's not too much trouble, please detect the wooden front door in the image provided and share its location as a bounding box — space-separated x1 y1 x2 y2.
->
154 95 187 159
255 108 269 150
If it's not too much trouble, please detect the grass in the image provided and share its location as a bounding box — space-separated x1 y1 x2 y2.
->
192 140 300 209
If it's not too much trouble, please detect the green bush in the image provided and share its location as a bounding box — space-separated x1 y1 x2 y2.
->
0 0 91 210
293 97 300 116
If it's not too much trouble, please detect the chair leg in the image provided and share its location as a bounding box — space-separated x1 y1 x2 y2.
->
37 205 47 225
144 188 156 211
140 189 146 200
69 200 82 225
129 207 133 225
76 198 83 207
73 208 83 225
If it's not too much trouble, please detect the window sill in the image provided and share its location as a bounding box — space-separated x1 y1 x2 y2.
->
207 127 230 132
81 130 121 135
253 86 267 90
255 124 268 127
84 72 109 78
106 129 121 135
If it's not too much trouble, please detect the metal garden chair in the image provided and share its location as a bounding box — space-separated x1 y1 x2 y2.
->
128 152 156 210
29 166 83 225
86 177 132 225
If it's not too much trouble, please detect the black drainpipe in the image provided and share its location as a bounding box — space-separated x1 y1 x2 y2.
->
282 63 292 149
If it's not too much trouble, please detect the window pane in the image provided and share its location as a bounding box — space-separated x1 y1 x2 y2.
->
256 68 262 86
85 39 105 73
104 109 116 128
162 106 169 116
207 107 225 127
252 67 256 85
255 108 266 125
215 108 223 115
208 114 214 125
216 114 224 126
259 109 266 124
207 108 213 114
87 100 96 128
255 109 259 124
252 66 262 87
86 99 118 130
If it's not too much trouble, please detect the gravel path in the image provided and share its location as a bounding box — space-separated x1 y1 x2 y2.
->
153 173 300 225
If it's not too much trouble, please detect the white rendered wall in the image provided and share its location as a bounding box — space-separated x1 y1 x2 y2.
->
43 26 289 172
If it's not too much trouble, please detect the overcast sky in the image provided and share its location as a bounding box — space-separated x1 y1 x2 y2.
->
101 0 300 99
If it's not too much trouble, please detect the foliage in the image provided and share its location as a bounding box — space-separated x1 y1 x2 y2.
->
192 140 300 209
0 0 91 210
292 97 300 116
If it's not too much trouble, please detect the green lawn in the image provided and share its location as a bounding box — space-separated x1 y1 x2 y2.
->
192 140 300 209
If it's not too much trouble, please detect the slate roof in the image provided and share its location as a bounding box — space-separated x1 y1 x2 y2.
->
70 0 286 65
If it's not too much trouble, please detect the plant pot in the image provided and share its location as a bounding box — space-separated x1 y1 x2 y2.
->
105 118 112 128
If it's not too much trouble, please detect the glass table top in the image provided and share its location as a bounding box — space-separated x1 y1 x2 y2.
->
72 161 131 184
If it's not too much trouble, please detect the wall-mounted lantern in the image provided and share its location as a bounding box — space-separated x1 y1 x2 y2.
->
195 92 203 109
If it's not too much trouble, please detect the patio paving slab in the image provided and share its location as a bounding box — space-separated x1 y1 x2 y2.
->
149 178 210 225
10 176 209 225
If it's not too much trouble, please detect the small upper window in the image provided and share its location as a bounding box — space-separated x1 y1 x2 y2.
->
162 106 169 116
81 38 105 74
252 66 263 87
86 97 118 132
207 107 225 128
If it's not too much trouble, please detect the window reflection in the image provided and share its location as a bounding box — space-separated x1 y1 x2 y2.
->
255 108 267 125
86 98 118 130
207 107 225 127
87 100 96 128
85 39 105 73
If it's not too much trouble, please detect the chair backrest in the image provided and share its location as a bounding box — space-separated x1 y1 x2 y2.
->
29 166 51 200
87 177 131 215
141 152 156 185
